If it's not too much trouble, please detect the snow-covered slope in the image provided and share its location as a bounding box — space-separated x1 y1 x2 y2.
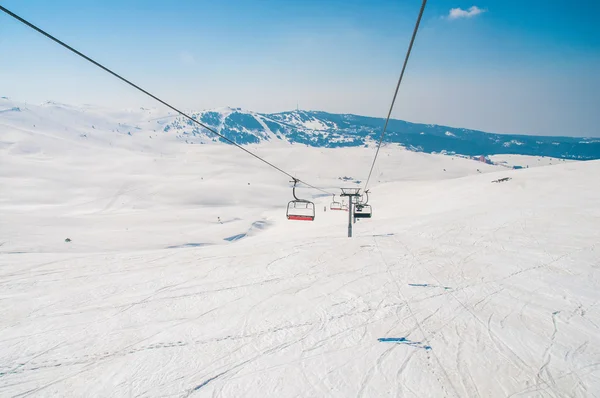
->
0 112 504 253
489 154 576 168
1 101 599 397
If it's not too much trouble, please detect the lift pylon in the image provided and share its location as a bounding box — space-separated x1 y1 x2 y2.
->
340 188 361 237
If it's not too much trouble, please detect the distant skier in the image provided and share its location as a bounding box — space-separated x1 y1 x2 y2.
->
218 217 222 224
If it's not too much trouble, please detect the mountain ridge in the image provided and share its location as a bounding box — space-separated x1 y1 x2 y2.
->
166 106 600 159
2 97 599 160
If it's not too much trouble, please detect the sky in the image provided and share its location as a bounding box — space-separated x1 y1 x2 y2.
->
1 0 599 137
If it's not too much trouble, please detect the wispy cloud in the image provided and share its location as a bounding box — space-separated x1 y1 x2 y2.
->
179 51 196 66
447 6 485 20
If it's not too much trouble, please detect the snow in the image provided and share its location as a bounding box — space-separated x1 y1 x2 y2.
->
503 139 525 147
489 154 575 168
301 119 329 131
1 100 599 397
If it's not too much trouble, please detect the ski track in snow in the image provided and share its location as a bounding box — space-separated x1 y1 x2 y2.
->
1 101 600 397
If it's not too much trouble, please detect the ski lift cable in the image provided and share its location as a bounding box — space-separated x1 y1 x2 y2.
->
0 5 333 196
362 0 427 192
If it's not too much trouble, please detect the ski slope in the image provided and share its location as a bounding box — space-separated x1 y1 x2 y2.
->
1 102 599 397
489 154 576 169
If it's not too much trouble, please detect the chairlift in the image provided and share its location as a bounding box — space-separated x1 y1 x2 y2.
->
354 204 372 218
354 190 372 218
357 189 370 206
330 194 343 211
287 179 315 221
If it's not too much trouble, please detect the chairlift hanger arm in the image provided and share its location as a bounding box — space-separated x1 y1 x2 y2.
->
291 179 300 201
362 190 370 205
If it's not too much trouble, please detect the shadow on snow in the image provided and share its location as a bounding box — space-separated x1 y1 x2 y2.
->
378 337 431 350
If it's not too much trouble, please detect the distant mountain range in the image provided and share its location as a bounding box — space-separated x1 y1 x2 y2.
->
2 97 599 160
164 107 600 160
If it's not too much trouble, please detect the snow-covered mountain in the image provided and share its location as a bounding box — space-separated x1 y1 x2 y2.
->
2 97 599 160
165 107 600 160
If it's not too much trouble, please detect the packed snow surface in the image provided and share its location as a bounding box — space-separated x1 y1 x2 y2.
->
489 154 576 169
1 101 599 397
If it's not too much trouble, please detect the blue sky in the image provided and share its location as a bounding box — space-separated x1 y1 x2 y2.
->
1 0 599 136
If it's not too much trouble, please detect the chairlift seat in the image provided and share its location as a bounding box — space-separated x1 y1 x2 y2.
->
329 194 344 211
287 199 315 221
354 204 372 219
287 214 315 221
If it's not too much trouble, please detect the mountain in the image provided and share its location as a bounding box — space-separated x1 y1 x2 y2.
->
164 108 600 160
2 97 599 159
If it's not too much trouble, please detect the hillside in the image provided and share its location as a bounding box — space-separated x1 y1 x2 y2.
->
1 98 599 396
2 97 599 161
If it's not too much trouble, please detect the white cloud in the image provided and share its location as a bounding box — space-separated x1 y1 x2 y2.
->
448 6 485 20
179 52 196 66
